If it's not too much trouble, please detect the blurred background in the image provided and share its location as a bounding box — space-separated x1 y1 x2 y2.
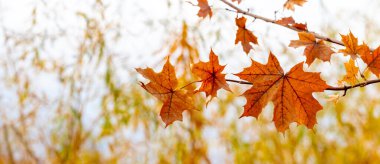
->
1 0 380 163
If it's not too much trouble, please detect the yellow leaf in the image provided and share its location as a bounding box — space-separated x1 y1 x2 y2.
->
342 59 359 85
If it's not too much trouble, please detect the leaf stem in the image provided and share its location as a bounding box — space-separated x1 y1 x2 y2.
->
179 80 202 89
226 79 252 85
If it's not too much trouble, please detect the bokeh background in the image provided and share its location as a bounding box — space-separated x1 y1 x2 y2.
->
1 0 380 163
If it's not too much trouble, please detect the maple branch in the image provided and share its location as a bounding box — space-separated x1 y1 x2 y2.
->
219 0 344 46
325 79 380 91
225 78 380 92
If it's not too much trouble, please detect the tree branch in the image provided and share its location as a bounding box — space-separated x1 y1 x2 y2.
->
226 78 380 92
219 0 345 47
226 79 252 85
325 79 380 91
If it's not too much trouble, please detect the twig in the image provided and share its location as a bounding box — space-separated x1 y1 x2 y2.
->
186 1 197 7
180 78 380 92
225 78 380 92
226 79 252 85
180 80 202 89
325 79 379 91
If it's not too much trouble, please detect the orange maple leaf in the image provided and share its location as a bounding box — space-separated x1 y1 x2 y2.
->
292 23 308 31
276 17 296 25
289 32 335 66
276 17 308 31
235 52 329 132
192 49 231 98
197 0 212 18
361 45 380 77
339 31 360 60
341 59 359 85
358 42 371 58
235 16 258 54
284 0 307 11
136 59 196 127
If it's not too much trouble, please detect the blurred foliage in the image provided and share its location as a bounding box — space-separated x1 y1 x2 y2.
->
0 0 380 164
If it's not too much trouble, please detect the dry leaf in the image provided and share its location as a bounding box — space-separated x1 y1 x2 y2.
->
292 23 308 31
339 31 360 60
342 59 359 85
197 0 212 18
276 17 296 25
235 52 329 132
235 16 258 54
289 32 335 66
192 49 231 99
276 17 308 31
361 45 380 77
136 59 196 126
284 0 307 11
358 42 371 58
326 94 340 104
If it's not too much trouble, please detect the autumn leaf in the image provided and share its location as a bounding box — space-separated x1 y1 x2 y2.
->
339 31 360 59
276 17 308 31
197 0 212 18
231 0 242 3
326 94 341 104
276 17 296 25
235 16 258 54
289 32 335 66
284 0 307 11
361 45 380 77
292 23 308 31
136 59 196 127
235 52 329 132
341 59 359 85
192 49 231 99
358 42 371 58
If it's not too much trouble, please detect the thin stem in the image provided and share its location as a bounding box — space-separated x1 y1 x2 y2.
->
226 79 252 85
225 78 380 92
179 80 202 89
325 79 380 91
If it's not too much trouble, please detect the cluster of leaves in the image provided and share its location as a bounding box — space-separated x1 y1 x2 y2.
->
196 0 307 18
136 0 380 132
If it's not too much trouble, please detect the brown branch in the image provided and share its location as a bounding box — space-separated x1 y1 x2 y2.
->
226 79 252 85
325 79 380 91
226 78 380 92
179 78 379 95
219 0 345 47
